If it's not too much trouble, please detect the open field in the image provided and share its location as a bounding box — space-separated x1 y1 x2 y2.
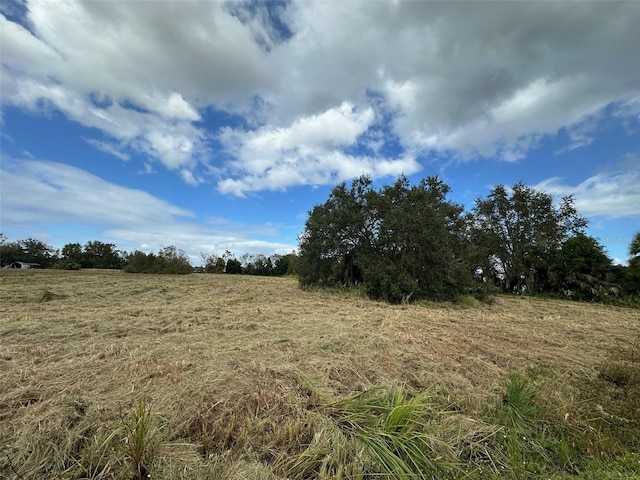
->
1 270 639 479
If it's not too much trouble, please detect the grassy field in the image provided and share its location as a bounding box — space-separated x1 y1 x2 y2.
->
1 270 639 479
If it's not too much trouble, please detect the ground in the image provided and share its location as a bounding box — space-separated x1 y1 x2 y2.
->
1 270 639 479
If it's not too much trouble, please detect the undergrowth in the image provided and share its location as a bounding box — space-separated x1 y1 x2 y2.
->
5 361 639 480
3 318 639 480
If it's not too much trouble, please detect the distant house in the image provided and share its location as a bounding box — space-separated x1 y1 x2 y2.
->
3 262 41 269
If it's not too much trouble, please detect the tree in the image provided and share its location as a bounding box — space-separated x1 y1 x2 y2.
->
550 233 615 300
225 257 242 274
56 242 84 270
472 182 587 293
61 243 83 262
630 231 640 274
158 246 192 274
298 176 377 288
622 231 640 295
0 235 24 267
362 176 477 302
272 253 298 276
123 246 191 274
201 252 225 273
124 251 160 273
20 238 58 267
299 175 480 303
83 241 123 269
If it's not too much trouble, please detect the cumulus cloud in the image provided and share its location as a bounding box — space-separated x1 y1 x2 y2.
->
535 160 640 218
0 157 296 257
1 0 639 190
218 102 421 196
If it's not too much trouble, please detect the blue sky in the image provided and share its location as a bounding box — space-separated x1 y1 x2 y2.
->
1 0 639 265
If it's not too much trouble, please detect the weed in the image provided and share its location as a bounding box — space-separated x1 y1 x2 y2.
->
111 399 163 480
454 294 481 308
499 373 540 429
281 383 459 479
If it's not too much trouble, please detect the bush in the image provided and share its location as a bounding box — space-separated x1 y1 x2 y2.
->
54 260 82 270
124 247 192 274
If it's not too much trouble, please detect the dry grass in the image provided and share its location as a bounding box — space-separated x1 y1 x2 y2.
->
1 270 638 479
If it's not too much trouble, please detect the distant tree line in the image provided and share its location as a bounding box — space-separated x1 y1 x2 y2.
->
0 234 297 277
298 175 640 304
200 251 298 276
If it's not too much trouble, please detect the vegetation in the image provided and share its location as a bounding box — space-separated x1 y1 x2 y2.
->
298 176 480 303
1 271 639 479
1 177 638 298
124 246 193 274
61 240 125 269
298 176 639 304
0 235 57 268
472 182 587 293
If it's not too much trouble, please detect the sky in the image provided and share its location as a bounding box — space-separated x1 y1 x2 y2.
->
1 0 639 266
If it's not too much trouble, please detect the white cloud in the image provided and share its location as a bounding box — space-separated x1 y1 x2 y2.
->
218 102 420 196
535 161 640 218
83 138 130 161
0 157 296 258
1 0 639 190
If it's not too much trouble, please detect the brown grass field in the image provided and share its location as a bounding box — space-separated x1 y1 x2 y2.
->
1 270 639 479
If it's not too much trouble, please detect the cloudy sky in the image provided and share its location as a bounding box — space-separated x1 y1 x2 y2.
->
1 0 639 265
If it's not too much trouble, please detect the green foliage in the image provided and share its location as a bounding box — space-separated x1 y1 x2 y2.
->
486 374 587 477
158 246 193 274
201 251 298 276
0 234 26 267
242 253 274 275
281 384 458 479
273 253 298 276
124 246 192 274
499 374 540 429
627 232 640 294
298 176 375 288
21 237 59 268
473 182 587 293
630 231 640 258
299 175 480 303
1 236 58 268
54 259 82 270
61 242 84 265
551 234 618 301
82 240 124 269
69 399 166 480
224 257 243 274
113 400 160 480
201 252 226 273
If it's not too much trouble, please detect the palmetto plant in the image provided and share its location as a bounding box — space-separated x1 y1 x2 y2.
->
280 383 457 479
500 374 539 429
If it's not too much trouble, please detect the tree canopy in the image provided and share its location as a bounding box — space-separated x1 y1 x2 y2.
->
472 182 587 293
298 175 479 303
298 176 638 305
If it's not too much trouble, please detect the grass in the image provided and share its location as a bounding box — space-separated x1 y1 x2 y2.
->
0 269 639 479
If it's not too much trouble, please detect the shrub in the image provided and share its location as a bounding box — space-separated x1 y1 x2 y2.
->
55 259 82 270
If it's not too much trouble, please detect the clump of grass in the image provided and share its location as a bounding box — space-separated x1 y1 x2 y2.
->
111 399 162 480
38 290 67 302
499 373 540 429
454 294 482 308
63 399 165 480
589 336 640 453
599 335 640 388
280 383 459 479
